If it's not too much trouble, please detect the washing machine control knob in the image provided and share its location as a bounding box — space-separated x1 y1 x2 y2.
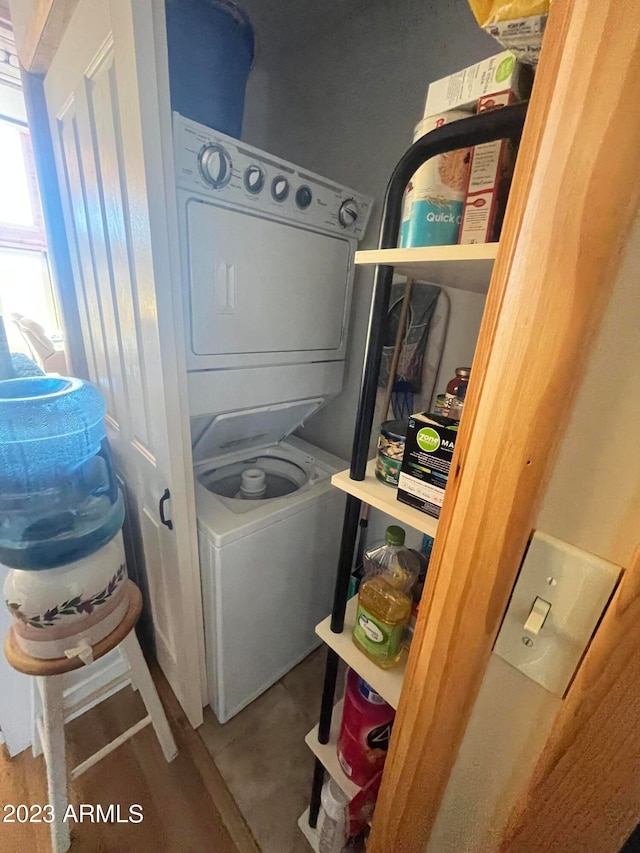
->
338 198 358 228
271 176 290 202
244 164 265 194
295 185 313 209
199 143 232 188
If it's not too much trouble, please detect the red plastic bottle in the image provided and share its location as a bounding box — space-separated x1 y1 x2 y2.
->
337 669 395 787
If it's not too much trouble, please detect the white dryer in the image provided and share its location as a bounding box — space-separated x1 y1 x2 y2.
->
173 113 372 723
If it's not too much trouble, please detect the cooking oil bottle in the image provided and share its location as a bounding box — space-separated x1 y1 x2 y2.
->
353 525 418 669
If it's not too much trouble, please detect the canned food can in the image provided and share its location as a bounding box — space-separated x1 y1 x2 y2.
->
375 419 408 486
433 393 448 417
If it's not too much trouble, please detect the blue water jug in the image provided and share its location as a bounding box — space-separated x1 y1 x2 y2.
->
0 376 106 489
166 0 254 138
0 376 125 570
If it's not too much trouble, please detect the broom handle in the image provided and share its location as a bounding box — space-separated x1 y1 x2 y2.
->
380 277 413 421
360 277 414 525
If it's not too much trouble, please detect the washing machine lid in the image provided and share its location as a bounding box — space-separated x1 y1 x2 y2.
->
192 398 324 463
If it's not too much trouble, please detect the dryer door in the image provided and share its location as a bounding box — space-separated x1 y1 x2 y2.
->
186 200 353 368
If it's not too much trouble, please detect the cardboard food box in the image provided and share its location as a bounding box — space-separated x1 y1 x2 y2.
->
483 15 547 66
397 413 459 519
423 51 531 118
458 91 518 244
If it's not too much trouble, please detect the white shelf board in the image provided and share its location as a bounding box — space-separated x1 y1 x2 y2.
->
305 699 360 800
316 596 406 710
331 460 439 539
354 243 498 293
297 808 319 852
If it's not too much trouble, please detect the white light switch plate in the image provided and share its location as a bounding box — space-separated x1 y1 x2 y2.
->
494 531 621 697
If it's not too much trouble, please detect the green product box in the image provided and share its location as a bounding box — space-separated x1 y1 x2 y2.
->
396 413 459 519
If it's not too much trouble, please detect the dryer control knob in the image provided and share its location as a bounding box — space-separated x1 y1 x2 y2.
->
245 164 265 194
338 199 358 228
271 176 290 202
199 144 232 188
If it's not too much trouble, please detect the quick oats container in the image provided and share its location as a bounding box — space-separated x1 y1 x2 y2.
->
405 111 473 247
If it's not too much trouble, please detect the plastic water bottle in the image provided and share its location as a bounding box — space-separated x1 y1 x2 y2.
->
0 376 107 487
337 669 395 787
353 526 420 669
317 777 349 853
0 376 124 569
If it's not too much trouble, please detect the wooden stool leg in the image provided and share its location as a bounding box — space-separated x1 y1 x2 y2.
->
31 678 43 758
38 675 70 853
120 632 177 762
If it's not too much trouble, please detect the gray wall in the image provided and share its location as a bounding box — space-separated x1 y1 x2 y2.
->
242 0 497 460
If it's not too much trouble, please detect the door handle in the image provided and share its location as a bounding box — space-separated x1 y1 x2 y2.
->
214 261 235 314
159 488 173 530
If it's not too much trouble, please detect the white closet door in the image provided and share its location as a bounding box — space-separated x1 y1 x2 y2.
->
44 0 204 726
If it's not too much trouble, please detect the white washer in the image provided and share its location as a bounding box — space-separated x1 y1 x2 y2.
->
194 427 346 723
173 114 372 722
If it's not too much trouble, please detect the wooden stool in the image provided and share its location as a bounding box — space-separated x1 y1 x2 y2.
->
4 580 177 853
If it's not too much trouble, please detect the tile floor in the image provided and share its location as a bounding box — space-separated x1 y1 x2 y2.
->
199 645 345 853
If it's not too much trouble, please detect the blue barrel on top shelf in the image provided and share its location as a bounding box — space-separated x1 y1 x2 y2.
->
165 0 255 138
0 376 124 570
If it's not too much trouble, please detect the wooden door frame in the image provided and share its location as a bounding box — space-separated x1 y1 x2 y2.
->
8 0 79 74
369 1 640 851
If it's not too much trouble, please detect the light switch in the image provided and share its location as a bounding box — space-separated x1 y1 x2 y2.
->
494 531 621 697
523 596 551 635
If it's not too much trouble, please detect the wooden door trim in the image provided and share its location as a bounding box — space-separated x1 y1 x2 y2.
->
368 1 640 850
9 0 79 73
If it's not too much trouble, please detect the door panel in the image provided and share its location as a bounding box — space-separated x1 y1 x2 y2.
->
187 201 351 355
85 41 154 451
57 97 112 410
71 45 129 431
140 505 179 675
44 0 203 726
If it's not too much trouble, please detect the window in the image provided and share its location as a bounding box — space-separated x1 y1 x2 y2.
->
0 16 63 365
0 119 47 250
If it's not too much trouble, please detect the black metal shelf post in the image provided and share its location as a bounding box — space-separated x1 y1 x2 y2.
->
307 102 528 829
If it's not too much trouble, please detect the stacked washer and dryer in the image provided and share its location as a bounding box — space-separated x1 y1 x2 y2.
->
173 113 372 723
